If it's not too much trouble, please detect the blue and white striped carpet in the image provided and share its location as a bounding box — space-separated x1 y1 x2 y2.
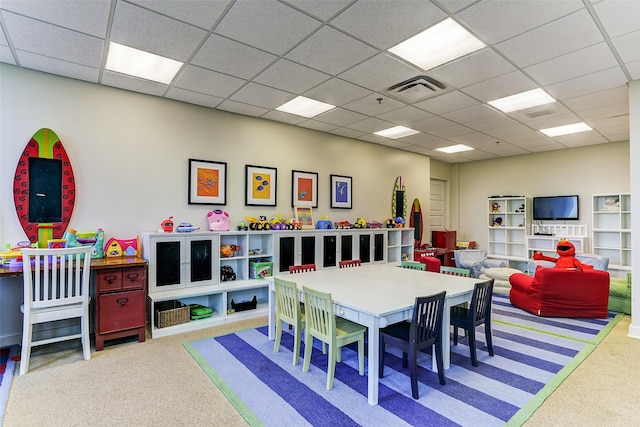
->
184 295 621 427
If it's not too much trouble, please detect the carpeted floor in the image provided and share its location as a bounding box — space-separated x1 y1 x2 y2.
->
185 295 622 426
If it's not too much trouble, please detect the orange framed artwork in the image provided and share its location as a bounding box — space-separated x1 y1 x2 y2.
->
291 170 318 208
188 159 227 205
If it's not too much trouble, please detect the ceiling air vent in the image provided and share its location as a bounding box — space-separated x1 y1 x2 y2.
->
386 75 451 103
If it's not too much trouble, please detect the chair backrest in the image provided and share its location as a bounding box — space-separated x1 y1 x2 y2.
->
411 291 446 344
339 259 361 268
440 266 471 277
274 277 300 324
469 279 494 326
22 247 92 310
453 249 487 268
289 264 316 274
401 260 426 271
302 286 335 343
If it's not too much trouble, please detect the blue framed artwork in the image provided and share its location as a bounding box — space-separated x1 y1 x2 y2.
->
330 174 352 209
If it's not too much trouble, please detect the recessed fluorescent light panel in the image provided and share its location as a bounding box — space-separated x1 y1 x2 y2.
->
389 18 485 70
436 144 474 153
540 122 592 137
276 96 336 118
374 126 420 139
488 88 556 113
106 42 183 84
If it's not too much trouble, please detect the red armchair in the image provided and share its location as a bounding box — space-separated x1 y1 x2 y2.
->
509 268 610 318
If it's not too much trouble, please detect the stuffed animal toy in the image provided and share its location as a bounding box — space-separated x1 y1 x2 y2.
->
491 202 500 212
533 239 594 270
601 197 620 212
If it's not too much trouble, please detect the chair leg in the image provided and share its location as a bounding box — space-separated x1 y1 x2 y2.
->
327 344 336 390
81 313 91 360
409 349 419 399
485 321 494 357
292 325 302 365
435 340 446 385
19 322 32 375
453 325 459 346
273 319 283 353
302 331 313 373
468 326 478 367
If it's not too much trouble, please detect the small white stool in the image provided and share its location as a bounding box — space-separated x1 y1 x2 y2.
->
479 267 522 295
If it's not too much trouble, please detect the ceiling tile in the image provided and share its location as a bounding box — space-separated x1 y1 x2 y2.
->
464 115 519 132
483 123 535 139
213 0 321 55
338 53 421 93
110 1 207 61
0 45 16 64
216 100 268 117
611 29 640 63
101 71 168 96
261 110 307 125
577 102 628 122
399 132 443 146
286 26 378 75
313 107 368 127
409 116 456 133
375 106 432 124
16 50 99 83
552 132 609 148
346 117 394 133
0 0 111 38
329 127 367 139
433 0 478 14
461 71 537 102
3 12 103 67
524 42 618 86
593 0 640 38
428 124 475 139
282 0 352 21
297 119 339 133
545 67 628 100
174 65 247 98
254 59 330 93
127 0 232 30
563 85 628 111
525 113 584 130
229 82 295 109
457 0 583 44
192 34 277 80
413 91 479 115
165 87 224 109
627 59 640 80
429 48 516 89
303 78 372 106
495 9 604 67
343 93 405 116
330 1 446 50
441 104 500 123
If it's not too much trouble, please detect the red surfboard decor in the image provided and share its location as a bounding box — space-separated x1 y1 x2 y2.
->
13 128 76 248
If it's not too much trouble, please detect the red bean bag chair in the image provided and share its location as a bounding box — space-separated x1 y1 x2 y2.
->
509 268 610 318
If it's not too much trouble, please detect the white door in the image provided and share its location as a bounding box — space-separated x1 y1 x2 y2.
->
430 179 447 238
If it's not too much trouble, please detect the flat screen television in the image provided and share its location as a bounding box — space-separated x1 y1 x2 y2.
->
532 195 579 221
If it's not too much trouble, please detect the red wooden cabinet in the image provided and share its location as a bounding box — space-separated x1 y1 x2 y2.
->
92 258 147 351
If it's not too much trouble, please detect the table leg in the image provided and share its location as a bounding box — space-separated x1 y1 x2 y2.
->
365 315 379 405
267 283 275 340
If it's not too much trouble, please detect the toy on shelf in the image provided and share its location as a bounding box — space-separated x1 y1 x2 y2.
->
515 204 525 213
237 221 248 231
368 221 383 229
492 217 503 226
316 215 333 229
491 202 501 213
207 209 230 231
220 244 241 258
601 197 620 212
176 222 199 232
47 239 66 249
105 236 140 257
289 218 302 230
270 214 289 230
221 265 236 281
246 216 271 231
161 216 174 232
92 229 105 258
354 218 367 229
62 228 81 248
394 217 405 228
333 220 352 229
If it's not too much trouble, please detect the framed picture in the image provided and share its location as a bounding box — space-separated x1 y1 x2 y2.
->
291 170 318 208
330 174 352 209
295 206 314 229
188 159 227 205
245 164 277 206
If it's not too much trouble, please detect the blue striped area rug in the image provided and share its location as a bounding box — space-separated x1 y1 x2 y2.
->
184 295 622 427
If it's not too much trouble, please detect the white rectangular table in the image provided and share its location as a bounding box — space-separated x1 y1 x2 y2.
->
267 263 477 405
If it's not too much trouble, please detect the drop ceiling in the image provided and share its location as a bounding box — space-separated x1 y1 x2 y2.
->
0 0 637 163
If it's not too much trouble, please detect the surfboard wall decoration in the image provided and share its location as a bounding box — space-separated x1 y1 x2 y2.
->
409 198 423 247
13 128 76 247
391 176 406 220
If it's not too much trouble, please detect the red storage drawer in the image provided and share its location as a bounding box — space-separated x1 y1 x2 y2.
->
98 290 145 333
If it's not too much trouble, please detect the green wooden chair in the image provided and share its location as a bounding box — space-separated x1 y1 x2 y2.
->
440 266 471 277
401 260 426 271
302 286 365 390
273 277 305 365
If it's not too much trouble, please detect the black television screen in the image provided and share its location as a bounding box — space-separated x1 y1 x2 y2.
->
532 195 579 221
28 157 63 223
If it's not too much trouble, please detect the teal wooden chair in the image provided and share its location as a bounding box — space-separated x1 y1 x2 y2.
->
273 277 305 365
440 266 471 277
302 286 365 390
401 260 426 271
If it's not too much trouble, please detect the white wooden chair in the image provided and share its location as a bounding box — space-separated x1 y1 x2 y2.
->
20 246 93 375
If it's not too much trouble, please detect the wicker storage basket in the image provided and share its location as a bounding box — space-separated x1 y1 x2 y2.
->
154 300 190 328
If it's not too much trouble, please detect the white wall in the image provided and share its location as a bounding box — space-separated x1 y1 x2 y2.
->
0 64 432 345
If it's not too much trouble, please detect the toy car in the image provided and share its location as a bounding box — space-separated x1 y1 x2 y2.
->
368 221 383 229
270 214 288 230
220 265 236 281
354 218 367 229
237 221 248 231
333 220 352 229
246 215 272 231
289 219 302 230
